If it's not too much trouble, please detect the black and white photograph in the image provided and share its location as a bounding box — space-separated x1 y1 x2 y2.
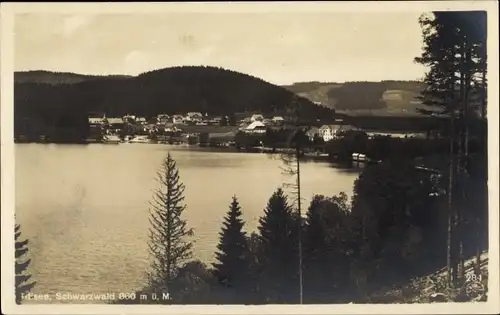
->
1 1 498 314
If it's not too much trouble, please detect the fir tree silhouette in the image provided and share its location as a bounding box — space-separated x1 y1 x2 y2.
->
257 188 298 303
15 224 36 304
212 196 252 302
148 152 194 294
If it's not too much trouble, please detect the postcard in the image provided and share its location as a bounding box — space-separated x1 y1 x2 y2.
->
1 1 498 314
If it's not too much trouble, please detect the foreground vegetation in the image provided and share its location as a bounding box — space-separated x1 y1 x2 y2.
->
114 147 487 304
117 10 490 305
14 10 490 306
15 223 36 304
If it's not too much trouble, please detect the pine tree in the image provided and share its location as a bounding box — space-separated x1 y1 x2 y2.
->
303 194 356 302
15 224 36 304
415 11 487 286
302 195 328 301
212 196 250 292
257 188 298 303
148 152 194 293
417 12 459 286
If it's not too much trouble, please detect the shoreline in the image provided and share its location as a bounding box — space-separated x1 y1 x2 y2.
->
14 141 337 163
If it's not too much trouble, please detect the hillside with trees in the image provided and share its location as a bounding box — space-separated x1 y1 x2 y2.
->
13 70 132 85
283 80 431 115
14 66 334 143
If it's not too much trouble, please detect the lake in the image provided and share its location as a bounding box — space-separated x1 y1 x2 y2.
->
15 143 360 302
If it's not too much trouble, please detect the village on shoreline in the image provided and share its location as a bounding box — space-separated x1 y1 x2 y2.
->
15 110 434 163
84 111 427 148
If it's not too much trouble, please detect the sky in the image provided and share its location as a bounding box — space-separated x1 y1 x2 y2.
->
14 11 428 85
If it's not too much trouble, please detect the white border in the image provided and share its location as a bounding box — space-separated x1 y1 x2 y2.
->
1 1 499 314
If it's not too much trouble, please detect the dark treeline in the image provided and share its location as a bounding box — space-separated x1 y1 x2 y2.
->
339 115 449 132
13 70 133 85
14 66 334 142
324 130 486 163
115 148 487 304
15 82 92 143
233 128 305 150
228 125 486 165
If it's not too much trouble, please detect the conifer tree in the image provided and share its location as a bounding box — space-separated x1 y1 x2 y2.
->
257 188 298 303
303 193 354 302
15 224 36 304
148 152 194 292
302 195 328 301
213 196 250 292
415 11 487 286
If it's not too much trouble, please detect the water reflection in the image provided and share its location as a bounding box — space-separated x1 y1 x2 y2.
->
15 144 360 300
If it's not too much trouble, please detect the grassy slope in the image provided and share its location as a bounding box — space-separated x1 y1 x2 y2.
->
283 81 432 116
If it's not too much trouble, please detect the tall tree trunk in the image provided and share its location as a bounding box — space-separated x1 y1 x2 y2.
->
458 42 473 281
296 143 303 304
447 114 456 286
476 26 487 276
480 24 487 121
447 42 459 286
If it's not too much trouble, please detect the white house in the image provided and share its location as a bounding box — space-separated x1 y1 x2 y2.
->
262 118 273 126
105 117 125 134
186 112 203 123
318 124 357 142
306 126 320 141
107 117 124 125
318 125 335 142
250 114 264 122
144 124 159 133
88 117 104 125
244 121 267 134
164 126 183 133
272 116 285 124
123 115 136 123
157 114 170 124
172 115 184 124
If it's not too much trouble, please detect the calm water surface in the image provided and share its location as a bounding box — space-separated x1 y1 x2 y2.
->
15 143 359 302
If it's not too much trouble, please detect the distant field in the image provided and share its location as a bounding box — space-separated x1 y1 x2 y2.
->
283 81 429 116
296 83 343 108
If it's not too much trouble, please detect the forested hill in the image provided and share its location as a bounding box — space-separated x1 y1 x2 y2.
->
14 66 333 119
282 80 427 115
14 70 133 85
